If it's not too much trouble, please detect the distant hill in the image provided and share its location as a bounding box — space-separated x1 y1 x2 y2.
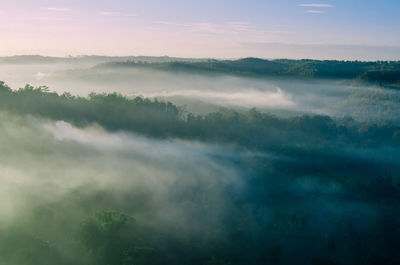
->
100 58 400 88
0 55 208 64
1 55 399 87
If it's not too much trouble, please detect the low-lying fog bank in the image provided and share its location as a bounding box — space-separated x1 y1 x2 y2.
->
1 61 400 121
0 106 399 264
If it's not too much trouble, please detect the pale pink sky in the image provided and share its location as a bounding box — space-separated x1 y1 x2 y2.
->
0 0 399 60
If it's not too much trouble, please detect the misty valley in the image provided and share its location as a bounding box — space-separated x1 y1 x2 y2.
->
0 56 399 265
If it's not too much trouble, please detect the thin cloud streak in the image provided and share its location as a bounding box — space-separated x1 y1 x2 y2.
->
298 4 334 8
306 10 326 14
154 21 294 35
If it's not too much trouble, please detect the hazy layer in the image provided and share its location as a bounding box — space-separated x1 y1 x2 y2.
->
1 61 399 121
0 113 244 228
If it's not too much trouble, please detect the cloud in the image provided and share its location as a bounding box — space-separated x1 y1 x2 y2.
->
99 11 137 17
298 4 334 8
47 7 72 12
156 21 255 32
306 10 326 14
155 21 253 33
154 21 295 39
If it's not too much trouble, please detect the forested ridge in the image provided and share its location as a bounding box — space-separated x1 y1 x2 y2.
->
1 81 399 150
1 55 399 87
100 58 400 88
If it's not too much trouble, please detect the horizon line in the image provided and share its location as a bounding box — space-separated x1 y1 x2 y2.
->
0 54 399 63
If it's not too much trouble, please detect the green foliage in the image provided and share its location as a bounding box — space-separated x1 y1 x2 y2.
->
0 80 399 265
0 81 11 91
0 228 68 265
79 211 135 265
0 84 182 137
0 82 398 152
95 211 135 233
123 246 164 265
101 58 400 87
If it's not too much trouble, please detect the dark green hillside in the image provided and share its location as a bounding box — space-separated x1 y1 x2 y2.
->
101 58 400 87
1 81 399 150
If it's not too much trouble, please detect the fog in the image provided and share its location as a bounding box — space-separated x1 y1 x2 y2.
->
0 114 244 226
0 112 249 262
0 109 399 264
2 60 400 121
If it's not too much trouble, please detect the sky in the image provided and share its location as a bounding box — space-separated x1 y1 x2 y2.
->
0 0 399 60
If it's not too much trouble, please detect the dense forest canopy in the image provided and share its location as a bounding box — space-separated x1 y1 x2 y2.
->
0 81 399 150
0 70 399 265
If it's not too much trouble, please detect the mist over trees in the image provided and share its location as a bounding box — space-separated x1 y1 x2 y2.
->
101 58 400 88
0 77 399 265
1 0 399 261
1 81 399 150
